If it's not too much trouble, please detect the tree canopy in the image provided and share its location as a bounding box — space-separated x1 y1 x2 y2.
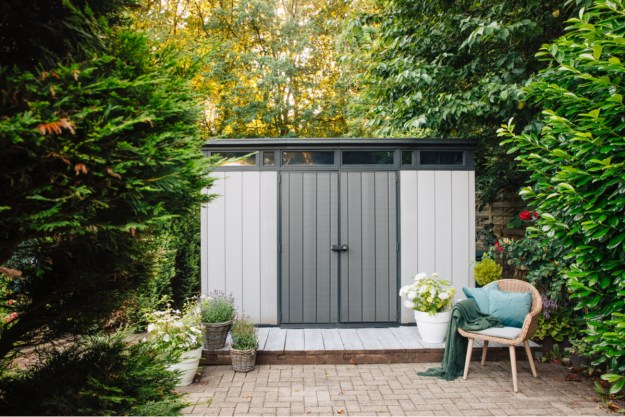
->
134 0 352 138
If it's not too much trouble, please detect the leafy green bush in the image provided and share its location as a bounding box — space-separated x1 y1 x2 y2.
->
495 235 571 302
0 334 186 415
0 0 214 360
199 291 236 324
230 317 257 351
500 0 625 378
473 254 502 286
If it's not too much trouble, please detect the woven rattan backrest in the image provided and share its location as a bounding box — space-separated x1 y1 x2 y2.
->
495 279 542 315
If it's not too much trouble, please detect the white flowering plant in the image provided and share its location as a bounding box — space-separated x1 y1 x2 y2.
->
399 273 456 315
144 303 203 360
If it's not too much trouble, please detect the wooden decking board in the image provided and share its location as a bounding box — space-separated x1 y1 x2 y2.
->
304 328 324 351
338 328 364 350
356 328 384 350
264 327 287 352
389 326 424 349
373 328 405 349
256 327 269 350
321 328 343 350
284 329 305 351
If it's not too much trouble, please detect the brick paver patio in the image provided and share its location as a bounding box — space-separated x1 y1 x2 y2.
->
179 362 614 416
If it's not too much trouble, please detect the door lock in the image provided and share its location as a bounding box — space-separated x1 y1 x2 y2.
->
331 244 349 252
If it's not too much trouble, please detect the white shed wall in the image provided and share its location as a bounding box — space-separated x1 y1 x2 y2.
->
201 171 278 324
399 171 475 323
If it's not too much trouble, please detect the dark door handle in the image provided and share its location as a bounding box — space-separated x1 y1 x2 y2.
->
331 244 349 252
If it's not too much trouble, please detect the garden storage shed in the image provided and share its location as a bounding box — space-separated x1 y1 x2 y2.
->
201 139 476 326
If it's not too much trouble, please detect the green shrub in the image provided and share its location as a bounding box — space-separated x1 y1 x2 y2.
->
230 317 257 351
473 254 502 286
0 334 186 415
499 0 625 378
199 291 236 324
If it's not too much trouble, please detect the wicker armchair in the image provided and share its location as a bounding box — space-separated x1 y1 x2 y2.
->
458 279 542 392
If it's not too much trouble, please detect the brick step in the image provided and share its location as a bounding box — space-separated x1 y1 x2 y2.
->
201 346 536 366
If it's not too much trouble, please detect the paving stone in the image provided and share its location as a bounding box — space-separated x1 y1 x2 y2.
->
179 363 616 416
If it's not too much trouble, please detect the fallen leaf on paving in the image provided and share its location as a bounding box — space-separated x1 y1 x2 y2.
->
337 409 345 414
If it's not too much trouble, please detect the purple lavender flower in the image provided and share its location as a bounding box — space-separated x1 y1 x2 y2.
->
542 296 557 320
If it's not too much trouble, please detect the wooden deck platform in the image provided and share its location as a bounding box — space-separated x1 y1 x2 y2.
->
201 326 538 365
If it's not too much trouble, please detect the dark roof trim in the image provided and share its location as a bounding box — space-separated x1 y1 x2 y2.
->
202 138 477 150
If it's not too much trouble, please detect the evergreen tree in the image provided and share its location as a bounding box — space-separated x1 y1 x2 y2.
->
0 0 213 362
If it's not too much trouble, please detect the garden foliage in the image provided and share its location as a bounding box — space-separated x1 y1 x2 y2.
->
0 0 213 362
342 0 585 201
500 0 625 381
0 334 186 416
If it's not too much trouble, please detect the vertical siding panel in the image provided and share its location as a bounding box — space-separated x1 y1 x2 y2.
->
225 172 244 313
289 173 304 323
242 172 261 321
346 172 363 322
417 171 437 276
340 173 349 322
434 171 453 285
280 173 290 323
302 173 318 322
316 172 331 323
361 172 376 322
330 172 339 323
373 172 390 322
206 172 226 294
260 171 278 324
399 171 418 324
388 172 398 322
451 171 471 298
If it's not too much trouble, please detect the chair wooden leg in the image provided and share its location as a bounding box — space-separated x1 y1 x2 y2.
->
481 340 489 365
463 338 474 380
509 345 518 392
524 340 538 377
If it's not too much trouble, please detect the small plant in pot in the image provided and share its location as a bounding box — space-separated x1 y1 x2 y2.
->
199 291 236 350
144 302 203 386
229 316 258 373
399 273 456 343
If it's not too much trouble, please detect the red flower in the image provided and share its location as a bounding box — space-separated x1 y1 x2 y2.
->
533 211 539 219
519 210 532 221
495 241 504 253
3 312 18 324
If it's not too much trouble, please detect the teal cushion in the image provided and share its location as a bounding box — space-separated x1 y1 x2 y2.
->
488 289 532 328
462 283 499 314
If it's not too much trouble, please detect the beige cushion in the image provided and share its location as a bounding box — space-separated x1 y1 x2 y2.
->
472 326 521 339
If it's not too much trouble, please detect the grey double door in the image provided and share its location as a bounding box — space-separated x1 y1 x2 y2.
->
280 171 398 325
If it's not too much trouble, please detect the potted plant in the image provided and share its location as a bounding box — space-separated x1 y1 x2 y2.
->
399 273 456 343
473 253 502 286
145 303 203 386
229 316 258 372
199 291 236 350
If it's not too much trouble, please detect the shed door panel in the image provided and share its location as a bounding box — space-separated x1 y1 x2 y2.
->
280 172 339 324
340 172 398 323
280 171 397 325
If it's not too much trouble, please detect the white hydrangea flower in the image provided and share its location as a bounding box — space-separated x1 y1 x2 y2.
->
432 272 439 278
419 285 428 294
404 300 415 309
407 290 417 300
439 292 449 300
430 289 436 297
147 323 155 333
414 273 427 281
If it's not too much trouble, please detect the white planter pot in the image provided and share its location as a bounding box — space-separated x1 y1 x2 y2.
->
168 347 203 386
414 310 452 344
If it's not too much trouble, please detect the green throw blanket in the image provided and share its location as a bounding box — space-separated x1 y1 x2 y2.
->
417 299 501 380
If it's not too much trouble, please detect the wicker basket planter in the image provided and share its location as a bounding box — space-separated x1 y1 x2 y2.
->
230 346 257 372
202 320 232 350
